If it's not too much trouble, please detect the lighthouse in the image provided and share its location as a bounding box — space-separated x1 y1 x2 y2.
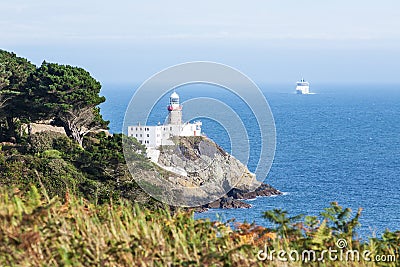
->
128 91 202 148
167 92 182 125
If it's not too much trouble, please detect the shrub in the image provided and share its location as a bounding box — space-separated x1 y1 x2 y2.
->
28 131 67 154
41 149 62 159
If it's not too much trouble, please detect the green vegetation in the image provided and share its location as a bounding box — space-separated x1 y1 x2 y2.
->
26 62 108 146
0 49 107 145
0 130 158 207
0 49 399 266
0 49 163 210
0 186 399 266
0 50 36 141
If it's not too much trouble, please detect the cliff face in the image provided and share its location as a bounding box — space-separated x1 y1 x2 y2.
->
157 136 258 190
129 136 281 209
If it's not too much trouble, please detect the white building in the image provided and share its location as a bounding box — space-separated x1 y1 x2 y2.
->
128 92 202 148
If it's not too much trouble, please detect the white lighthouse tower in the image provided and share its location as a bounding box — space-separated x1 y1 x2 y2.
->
167 92 182 125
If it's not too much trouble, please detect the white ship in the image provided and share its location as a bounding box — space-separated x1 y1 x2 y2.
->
296 78 310 94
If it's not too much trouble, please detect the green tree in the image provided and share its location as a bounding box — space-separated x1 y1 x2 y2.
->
0 60 11 107
27 62 108 146
0 50 36 141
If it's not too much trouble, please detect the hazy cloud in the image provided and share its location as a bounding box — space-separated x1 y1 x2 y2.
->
1 0 399 45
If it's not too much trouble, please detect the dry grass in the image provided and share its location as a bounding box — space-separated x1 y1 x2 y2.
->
0 186 398 266
0 186 259 266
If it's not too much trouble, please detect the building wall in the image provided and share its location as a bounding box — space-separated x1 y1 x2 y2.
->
180 121 202 136
128 121 202 148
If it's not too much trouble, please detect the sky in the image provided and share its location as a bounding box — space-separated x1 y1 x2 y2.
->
1 0 400 85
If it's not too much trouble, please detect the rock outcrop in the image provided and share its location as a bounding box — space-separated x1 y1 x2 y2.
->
142 136 281 210
206 196 251 209
157 136 257 188
228 183 282 200
194 183 282 211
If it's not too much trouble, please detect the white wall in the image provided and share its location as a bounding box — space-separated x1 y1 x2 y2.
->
128 121 202 148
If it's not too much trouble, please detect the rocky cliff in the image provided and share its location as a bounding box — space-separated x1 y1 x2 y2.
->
140 136 282 210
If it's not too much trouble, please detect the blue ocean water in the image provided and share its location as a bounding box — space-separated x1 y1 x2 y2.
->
100 83 400 238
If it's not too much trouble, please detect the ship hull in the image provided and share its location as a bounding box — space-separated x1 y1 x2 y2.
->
296 87 310 94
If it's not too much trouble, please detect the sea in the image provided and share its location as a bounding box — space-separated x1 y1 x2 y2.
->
100 82 400 239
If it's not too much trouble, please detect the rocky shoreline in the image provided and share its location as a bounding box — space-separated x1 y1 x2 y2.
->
195 183 282 212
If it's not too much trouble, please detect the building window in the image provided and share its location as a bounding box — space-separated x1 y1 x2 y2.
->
147 134 149 137
135 134 138 137
136 127 138 131
140 134 142 137
139 140 142 144
170 127 172 131
140 128 142 131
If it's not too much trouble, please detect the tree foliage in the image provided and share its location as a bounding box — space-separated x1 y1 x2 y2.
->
0 50 35 140
0 50 35 103
0 50 108 145
26 62 108 146
0 49 156 207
